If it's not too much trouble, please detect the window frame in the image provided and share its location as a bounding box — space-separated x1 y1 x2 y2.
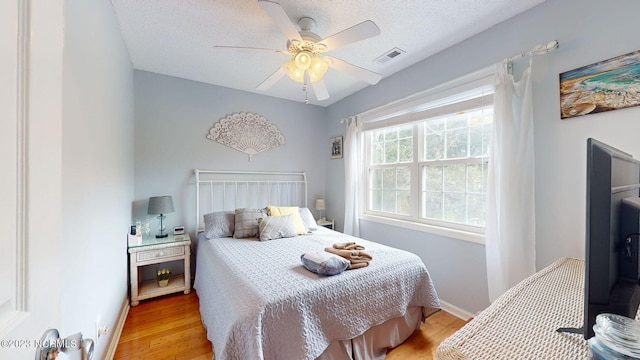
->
357 70 494 244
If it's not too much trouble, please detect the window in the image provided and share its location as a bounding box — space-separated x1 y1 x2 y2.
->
361 80 493 238
369 125 413 216
420 107 492 227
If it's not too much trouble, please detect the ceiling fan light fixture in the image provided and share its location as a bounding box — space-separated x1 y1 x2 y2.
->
294 51 312 70
243 1 382 102
308 57 329 83
283 58 305 82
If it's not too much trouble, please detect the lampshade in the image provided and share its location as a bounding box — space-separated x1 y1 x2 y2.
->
148 196 175 215
315 199 326 211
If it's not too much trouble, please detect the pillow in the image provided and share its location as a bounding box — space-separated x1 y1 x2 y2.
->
203 211 235 239
300 252 349 276
257 215 298 241
234 208 268 239
298 207 318 231
267 205 308 235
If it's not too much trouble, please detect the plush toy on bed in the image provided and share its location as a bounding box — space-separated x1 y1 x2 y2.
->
300 251 350 276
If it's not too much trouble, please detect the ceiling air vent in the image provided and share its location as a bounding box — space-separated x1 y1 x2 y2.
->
375 47 405 64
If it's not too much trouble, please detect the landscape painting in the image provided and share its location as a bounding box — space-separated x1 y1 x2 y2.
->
560 49 640 119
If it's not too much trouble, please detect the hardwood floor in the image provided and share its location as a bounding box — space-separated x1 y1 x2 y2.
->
114 292 468 360
113 292 213 360
386 310 468 360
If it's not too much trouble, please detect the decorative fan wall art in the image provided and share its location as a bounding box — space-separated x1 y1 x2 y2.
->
207 112 286 161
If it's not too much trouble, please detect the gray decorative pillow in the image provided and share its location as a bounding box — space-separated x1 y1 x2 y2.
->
233 208 268 239
299 207 318 231
258 215 298 241
203 211 235 239
301 251 349 276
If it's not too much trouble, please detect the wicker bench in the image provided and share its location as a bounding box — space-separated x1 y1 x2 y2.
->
436 257 640 359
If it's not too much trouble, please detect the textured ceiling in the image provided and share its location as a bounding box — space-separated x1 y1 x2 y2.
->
110 0 545 106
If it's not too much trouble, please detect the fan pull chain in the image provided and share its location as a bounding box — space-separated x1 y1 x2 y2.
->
303 82 309 104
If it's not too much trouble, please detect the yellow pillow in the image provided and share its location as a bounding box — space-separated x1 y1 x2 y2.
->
267 206 308 235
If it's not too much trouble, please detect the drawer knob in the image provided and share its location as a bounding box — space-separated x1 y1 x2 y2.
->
156 251 164 257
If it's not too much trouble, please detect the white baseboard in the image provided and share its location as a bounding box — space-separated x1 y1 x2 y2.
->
104 296 130 360
439 299 475 321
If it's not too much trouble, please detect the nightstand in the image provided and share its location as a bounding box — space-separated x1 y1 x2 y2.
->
128 233 191 306
317 219 334 230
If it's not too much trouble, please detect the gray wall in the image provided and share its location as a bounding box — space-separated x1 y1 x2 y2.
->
133 71 328 239
131 0 640 316
61 0 133 358
325 0 640 314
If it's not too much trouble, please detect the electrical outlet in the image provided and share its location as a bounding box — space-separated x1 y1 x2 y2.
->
96 319 109 342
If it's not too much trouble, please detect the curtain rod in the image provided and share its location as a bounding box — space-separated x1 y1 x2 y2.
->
340 116 354 124
503 40 559 63
340 40 560 123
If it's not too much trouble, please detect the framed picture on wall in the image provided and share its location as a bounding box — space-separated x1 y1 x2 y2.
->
560 49 640 119
330 136 343 159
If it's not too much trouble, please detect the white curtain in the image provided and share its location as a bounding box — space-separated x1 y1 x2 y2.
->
485 59 536 302
343 116 361 237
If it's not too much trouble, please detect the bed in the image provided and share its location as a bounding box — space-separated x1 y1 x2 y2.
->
192 170 440 360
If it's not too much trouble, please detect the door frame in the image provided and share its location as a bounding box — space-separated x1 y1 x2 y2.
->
0 0 64 357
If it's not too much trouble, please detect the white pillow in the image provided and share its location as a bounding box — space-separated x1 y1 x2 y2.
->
258 215 298 241
267 206 309 235
299 207 318 231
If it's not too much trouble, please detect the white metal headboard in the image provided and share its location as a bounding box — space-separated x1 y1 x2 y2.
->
194 169 307 232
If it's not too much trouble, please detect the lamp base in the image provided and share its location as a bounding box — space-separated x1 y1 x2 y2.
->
156 213 168 238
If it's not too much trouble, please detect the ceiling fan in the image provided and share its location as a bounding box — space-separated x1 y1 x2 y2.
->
216 0 383 103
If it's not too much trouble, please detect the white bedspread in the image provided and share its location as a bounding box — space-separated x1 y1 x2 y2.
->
194 227 440 360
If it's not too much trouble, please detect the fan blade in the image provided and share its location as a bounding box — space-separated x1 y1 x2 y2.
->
325 56 382 85
215 45 291 55
258 0 303 43
256 67 286 91
311 79 329 101
319 20 380 51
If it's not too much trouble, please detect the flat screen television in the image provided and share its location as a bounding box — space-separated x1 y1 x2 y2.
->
558 138 640 339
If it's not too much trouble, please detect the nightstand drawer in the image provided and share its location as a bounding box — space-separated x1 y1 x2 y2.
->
137 246 184 262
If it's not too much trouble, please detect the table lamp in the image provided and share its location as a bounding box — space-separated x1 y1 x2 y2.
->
315 198 326 221
147 196 175 238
